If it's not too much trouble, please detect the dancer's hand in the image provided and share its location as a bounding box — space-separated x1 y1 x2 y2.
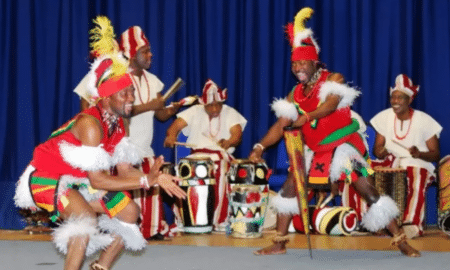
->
157 174 187 199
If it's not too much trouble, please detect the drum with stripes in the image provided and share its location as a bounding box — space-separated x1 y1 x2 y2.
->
292 206 359 236
227 159 272 238
438 156 450 235
176 156 216 233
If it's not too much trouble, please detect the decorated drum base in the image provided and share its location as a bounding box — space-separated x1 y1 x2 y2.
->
438 210 450 236
227 184 269 238
293 206 359 236
178 185 215 234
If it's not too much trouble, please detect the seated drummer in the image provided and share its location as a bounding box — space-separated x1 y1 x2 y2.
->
164 79 247 231
371 74 442 238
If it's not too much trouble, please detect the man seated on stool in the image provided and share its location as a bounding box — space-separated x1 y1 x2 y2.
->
371 74 442 238
164 79 247 231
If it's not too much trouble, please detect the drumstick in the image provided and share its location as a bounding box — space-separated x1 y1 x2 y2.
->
174 142 197 148
162 77 185 101
391 139 409 150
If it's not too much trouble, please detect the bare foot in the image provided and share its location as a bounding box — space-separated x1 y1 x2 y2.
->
253 242 286 256
398 241 421 257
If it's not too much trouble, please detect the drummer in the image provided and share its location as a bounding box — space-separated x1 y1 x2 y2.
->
371 74 442 238
164 79 247 231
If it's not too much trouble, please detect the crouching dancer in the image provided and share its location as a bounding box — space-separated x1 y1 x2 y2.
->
13 18 186 270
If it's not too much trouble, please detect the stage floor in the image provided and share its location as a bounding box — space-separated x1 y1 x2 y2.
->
1 227 449 252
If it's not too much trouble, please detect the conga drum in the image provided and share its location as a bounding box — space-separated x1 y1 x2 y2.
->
374 167 407 225
438 155 450 235
176 156 216 233
227 159 272 238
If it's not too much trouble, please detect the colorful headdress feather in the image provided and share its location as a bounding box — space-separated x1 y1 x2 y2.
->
86 16 132 100
286 7 320 61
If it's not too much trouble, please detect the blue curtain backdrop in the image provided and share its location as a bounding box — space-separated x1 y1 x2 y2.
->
1 0 449 229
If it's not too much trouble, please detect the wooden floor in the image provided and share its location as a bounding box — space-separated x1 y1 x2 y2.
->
1 228 449 252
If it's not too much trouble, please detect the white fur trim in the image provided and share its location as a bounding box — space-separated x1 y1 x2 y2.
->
53 216 113 257
271 194 299 215
58 175 103 202
59 141 111 171
112 137 143 165
304 145 313 173
361 196 399 232
319 81 360 109
98 215 147 251
329 143 368 182
86 55 110 100
14 164 38 209
293 28 320 54
271 98 298 121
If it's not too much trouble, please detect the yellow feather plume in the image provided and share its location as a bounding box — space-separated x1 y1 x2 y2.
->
89 16 117 56
294 7 314 34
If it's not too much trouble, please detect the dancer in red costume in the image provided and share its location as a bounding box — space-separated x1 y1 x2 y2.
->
248 7 420 257
14 17 186 270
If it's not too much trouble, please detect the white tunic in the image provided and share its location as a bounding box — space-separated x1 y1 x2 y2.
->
128 70 164 157
177 104 247 154
370 108 442 174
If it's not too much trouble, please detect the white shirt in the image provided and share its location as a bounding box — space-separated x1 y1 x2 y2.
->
177 104 247 154
128 70 164 157
370 108 442 174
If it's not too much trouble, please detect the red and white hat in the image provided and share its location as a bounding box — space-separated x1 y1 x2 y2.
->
199 79 228 105
390 74 420 99
119 26 149 59
285 7 320 62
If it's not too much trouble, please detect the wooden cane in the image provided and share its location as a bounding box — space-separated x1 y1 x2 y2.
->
283 126 313 259
174 142 197 148
391 139 409 150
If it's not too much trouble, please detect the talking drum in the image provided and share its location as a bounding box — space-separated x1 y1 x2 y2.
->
227 159 271 238
438 155 450 235
374 167 407 226
293 206 359 236
177 157 216 233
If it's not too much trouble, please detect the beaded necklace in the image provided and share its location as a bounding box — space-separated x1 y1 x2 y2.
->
209 115 221 138
394 108 414 140
297 68 322 102
131 72 150 104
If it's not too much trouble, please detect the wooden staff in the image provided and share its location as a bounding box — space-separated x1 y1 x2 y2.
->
283 126 313 259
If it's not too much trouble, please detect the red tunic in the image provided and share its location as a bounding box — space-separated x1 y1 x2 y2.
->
31 105 125 178
291 70 353 152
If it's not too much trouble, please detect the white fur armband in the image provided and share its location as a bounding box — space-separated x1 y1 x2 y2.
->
59 141 111 171
112 137 143 166
319 82 361 109
271 98 298 121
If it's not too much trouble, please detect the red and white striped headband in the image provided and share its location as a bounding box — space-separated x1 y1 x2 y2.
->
119 26 149 59
390 74 420 99
199 79 228 105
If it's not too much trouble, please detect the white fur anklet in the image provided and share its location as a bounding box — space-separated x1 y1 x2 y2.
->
361 195 399 232
98 215 147 251
271 194 299 215
52 216 113 257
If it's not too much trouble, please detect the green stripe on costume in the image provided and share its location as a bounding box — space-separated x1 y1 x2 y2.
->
30 177 58 186
49 119 77 138
319 119 360 145
105 192 126 209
